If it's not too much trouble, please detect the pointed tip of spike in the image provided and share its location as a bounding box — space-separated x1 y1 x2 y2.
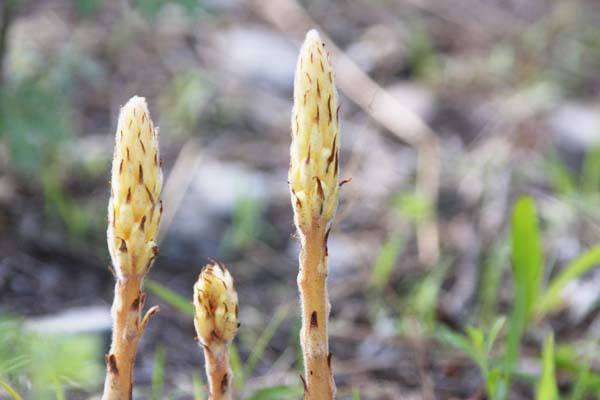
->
125 95 146 107
305 29 321 42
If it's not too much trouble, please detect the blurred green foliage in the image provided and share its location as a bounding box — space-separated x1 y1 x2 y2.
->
222 195 265 254
439 317 506 398
74 0 103 16
393 190 433 221
398 258 449 337
159 70 209 136
369 233 404 291
405 24 439 82
0 78 70 174
131 0 204 20
0 315 102 399
441 196 600 399
0 33 105 239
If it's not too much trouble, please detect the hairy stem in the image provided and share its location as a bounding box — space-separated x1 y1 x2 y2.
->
298 225 334 399
102 276 158 400
203 342 231 400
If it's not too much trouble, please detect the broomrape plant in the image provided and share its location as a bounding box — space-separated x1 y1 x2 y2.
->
289 29 341 400
103 96 163 400
193 262 239 400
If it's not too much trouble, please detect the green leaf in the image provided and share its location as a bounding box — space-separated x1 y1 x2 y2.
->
146 279 194 316
510 196 543 319
487 317 506 355
466 326 485 355
501 196 543 399
537 244 600 317
436 328 474 358
245 385 304 400
536 334 558 400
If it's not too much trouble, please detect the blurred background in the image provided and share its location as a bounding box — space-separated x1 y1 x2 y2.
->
1 0 600 399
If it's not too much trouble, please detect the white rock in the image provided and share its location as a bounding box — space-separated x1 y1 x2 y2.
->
214 26 297 88
25 306 112 334
548 102 600 152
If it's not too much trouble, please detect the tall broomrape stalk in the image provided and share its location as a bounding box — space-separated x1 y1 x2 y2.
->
289 29 340 399
103 96 163 400
193 262 239 400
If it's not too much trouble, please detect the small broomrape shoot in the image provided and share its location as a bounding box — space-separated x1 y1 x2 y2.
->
103 96 163 400
193 262 239 400
290 29 340 399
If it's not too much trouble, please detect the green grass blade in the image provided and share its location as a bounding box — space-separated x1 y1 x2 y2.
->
352 387 362 400
0 379 23 400
568 362 591 400
536 334 558 400
545 149 576 196
221 195 264 253
487 317 506 355
229 343 245 390
244 304 289 377
510 196 543 319
245 385 304 400
436 327 474 358
501 196 543 399
151 345 166 400
479 240 509 324
192 372 206 400
369 234 404 290
146 279 194 316
536 244 600 317
581 145 600 196
0 355 30 375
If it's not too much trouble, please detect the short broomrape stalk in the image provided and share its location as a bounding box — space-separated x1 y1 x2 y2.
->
193 262 239 400
289 29 341 400
103 96 163 400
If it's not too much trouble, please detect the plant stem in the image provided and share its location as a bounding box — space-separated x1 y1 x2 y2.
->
203 342 231 400
298 224 334 399
102 276 158 400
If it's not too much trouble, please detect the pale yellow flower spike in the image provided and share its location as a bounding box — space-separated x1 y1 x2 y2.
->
103 96 163 400
290 29 340 400
193 262 239 345
194 262 239 400
108 96 163 278
290 29 340 236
